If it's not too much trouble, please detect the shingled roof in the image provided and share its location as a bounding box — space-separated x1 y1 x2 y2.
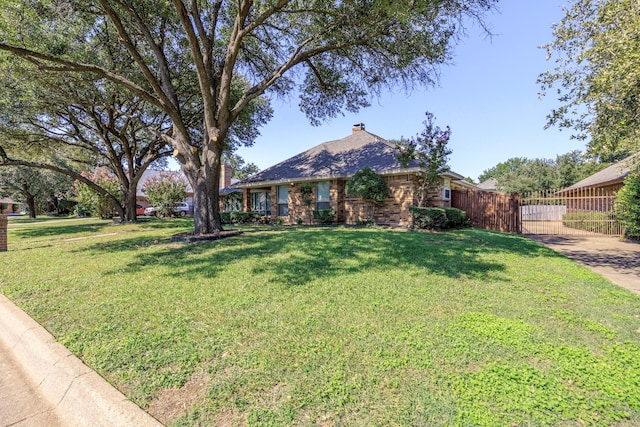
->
235 128 462 188
558 154 638 193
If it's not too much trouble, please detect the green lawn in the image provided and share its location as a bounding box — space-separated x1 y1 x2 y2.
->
1 217 640 426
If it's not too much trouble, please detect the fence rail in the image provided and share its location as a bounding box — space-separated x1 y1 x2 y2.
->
520 188 624 236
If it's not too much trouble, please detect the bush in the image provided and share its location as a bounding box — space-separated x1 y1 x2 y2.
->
443 207 468 227
220 211 263 224
409 206 467 230
562 211 620 235
615 170 640 239
220 212 232 224
313 209 336 225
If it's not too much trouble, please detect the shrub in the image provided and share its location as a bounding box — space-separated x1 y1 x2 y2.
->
409 206 467 230
615 170 640 239
142 173 187 218
230 211 261 224
313 209 336 225
443 207 468 227
220 212 232 224
562 211 620 235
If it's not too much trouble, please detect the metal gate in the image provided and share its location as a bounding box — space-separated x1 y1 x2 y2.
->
520 188 624 236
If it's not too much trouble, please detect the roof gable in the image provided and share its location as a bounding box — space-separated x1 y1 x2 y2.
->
237 130 417 186
560 154 638 192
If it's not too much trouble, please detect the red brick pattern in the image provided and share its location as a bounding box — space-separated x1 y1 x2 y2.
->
0 214 7 252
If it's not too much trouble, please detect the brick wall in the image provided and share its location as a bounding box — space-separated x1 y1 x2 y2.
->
0 214 7 252
239 173 450 227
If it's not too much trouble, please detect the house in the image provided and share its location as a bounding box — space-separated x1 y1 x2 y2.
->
0 198 23 214
136 164 241 211
476 177 499 192
233 124 469 226
558 154 637 195
556 154 638 212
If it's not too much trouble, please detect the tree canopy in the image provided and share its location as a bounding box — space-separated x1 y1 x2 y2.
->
539 0 640 162
0 0 496 235
479 151 611 194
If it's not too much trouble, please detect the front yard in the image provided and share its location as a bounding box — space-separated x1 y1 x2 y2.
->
1 217 639 426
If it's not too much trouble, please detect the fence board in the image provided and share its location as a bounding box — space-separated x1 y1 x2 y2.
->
452 190 521 233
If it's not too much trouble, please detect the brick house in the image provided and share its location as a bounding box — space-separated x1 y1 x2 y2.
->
233 124 470 227
556 154 637 212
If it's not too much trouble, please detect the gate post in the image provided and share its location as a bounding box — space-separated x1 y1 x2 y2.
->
0 214 7 252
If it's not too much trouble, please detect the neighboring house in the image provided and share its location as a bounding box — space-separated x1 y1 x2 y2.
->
0 198 23 214
558 154 637 195
233 124 469 226
137 164 241 211
556 154 638 212
476 177 499 192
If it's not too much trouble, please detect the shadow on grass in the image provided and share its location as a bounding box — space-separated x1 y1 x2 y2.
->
11 222 108 239
85 227 563 286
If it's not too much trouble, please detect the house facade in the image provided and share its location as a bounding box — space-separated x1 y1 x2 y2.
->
557 154 637 212
233 125 468 227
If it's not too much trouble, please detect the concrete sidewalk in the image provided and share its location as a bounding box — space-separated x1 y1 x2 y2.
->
527 235 640 294
0 294 162 427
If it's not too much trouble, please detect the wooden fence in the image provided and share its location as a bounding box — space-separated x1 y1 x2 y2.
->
451 190 521 233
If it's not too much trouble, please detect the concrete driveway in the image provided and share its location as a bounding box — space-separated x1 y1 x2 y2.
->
526 235 640 294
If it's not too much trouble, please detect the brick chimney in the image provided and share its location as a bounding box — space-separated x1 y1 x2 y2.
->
352 123 365 133
220 163 233 189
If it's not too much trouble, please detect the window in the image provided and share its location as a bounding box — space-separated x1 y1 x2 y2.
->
277 185 288 217
316 181 330 210
443 179 451 201
251 191 271 215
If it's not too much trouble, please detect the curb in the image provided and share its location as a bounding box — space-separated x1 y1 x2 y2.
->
0 294 163 427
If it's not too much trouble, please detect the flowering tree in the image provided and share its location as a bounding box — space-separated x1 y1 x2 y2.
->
74 169 122 219
395 112 452 207
142 173 187 218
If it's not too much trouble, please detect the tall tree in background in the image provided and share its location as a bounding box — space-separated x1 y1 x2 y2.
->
539 0 640 161
0 166 73 218
0 0 496 235
396 112 452 207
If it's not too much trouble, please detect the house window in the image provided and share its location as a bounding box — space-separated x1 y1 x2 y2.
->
251 191 271 215
277 185 288 217
443 179 451 201
316 181 330 210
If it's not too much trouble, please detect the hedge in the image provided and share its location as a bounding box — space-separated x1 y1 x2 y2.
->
562 211 621 234
409 206 468 230
220 211 262 224
313 209 336 225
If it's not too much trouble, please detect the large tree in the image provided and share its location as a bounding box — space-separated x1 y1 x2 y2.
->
0 69 175 221
1 0 496 235
0 166 73 218
539 0 640 161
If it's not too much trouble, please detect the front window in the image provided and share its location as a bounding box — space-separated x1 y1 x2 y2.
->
316 181 330 210
443 179 451 200
251 191 271 215
277 185 289 217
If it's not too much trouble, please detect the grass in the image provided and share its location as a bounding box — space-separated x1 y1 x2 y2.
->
1 217 640 426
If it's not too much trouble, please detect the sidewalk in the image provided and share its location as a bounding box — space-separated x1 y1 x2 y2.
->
0 294 163 427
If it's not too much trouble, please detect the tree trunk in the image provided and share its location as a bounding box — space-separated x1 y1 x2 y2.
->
183 146 223 235
124 186 138 222
26 194 36 218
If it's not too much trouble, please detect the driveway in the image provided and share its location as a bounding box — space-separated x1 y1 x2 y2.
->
526 235 640 295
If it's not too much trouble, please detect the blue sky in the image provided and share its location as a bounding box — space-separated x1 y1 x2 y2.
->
234 1 581 182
